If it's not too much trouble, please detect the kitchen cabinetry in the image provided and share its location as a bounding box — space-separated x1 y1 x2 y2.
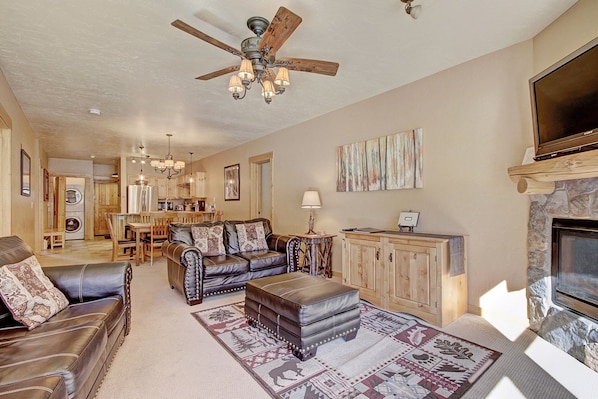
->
191 172 206 198
126 173 206 199
157 178 168 198
341 230 467 327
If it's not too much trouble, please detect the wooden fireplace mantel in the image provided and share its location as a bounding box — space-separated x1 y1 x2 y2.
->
508 149 598 195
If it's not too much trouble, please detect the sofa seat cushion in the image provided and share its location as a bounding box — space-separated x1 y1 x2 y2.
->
239 250 286 272
0 376 68 399
203 255 248 277
0 319 107 398
0 297 123 341
44 297 124 337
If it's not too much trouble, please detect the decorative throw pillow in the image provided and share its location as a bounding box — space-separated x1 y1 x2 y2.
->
0 255 69 330
237 222 268 252
191 225 226 256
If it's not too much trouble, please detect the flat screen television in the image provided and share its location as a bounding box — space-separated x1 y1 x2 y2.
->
530 36 598 160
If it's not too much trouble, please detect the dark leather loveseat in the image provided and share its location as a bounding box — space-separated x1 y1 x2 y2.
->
163 218 300 305
0 236 132 399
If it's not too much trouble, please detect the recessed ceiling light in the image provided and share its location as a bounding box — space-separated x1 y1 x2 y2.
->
90 155 96 159
88 108 101 116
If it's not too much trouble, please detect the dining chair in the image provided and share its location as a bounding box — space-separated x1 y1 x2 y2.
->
143 221 169 265
105 213 137 262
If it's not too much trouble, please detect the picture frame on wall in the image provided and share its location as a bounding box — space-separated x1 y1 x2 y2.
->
224 163 240 201
21 149 31 197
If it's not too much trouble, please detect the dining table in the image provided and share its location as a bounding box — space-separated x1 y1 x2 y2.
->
127 222 151 266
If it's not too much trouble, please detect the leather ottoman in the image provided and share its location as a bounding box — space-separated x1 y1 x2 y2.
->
245 272 360 360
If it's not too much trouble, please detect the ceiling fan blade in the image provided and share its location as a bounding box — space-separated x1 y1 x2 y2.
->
258 7 302 56
276 57 339 76
196 65 240 81
172 19 244 58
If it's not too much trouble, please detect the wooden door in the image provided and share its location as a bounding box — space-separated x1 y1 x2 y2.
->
342 237 382 305
387 242 437 316
94 182 120 236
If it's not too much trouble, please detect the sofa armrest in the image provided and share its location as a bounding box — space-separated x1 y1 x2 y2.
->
267 234 301 272
163 241 203 267
43 262 133 335
162 241 204 305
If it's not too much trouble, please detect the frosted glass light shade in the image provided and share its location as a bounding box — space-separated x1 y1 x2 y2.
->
274 67 290 86
262 80 275 98
228 75 244 93
238 59 255 81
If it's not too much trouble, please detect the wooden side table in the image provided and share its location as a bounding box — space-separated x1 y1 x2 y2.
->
293 233 336 277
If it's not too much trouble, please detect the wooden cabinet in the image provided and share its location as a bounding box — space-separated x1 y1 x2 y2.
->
126 173 206 199
157 178 168 198
191 172 206 198
342 231 467 327
342 236 384 306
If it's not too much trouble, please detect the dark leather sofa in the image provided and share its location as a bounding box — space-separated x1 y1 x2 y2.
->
163 218 300 305
0 236 132 399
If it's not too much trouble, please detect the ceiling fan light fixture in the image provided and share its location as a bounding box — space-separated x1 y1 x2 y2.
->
262 80 275 98
228 75 244 93
238 59 255 81
173 7 338 105
274 67 290 86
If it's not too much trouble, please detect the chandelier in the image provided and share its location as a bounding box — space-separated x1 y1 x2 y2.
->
150 134 185 179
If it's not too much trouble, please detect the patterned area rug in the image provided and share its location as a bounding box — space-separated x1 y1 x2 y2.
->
192 301 501 399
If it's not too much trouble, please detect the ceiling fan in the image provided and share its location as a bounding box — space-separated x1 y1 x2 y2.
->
171 7 339 103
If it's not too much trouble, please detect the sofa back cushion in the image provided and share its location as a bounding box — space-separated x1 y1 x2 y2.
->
0 235 36 329
236 222 268 252
0 255 69 329
169 221 225 246
0 235 34 267
191 225 226 256
224 219 272 254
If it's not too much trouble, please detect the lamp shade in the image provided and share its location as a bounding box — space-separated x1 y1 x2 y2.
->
301 190 321 208
238 59 255 81
274 67 290 86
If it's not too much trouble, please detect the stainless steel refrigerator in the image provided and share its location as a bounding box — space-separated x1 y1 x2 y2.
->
127 185 158 213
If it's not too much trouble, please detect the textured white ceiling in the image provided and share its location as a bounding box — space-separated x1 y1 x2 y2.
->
0 0 577 165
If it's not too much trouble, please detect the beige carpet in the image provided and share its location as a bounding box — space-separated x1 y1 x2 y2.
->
38 244 598 399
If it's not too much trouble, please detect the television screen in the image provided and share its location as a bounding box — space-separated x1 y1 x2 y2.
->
530 36 598 160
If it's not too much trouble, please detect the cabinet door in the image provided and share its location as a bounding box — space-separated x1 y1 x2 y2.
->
157 177 168 198
167 178 178 198
192 172 206 197
387 242 437 316
177 175 191 198
342 238 382 305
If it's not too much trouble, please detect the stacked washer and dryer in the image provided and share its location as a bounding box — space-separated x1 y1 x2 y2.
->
65 177 85 240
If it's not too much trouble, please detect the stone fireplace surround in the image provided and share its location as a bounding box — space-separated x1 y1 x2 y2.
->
528 177 598 370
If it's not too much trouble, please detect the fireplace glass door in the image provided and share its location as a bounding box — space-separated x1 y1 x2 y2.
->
552 218 598 321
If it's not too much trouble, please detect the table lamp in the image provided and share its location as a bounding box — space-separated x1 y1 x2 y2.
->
301 190 321 235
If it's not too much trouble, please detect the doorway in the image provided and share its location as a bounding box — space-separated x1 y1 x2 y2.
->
249 152 273 222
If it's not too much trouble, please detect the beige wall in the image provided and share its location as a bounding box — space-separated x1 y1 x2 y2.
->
533 0 598 74
0 69 40 247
